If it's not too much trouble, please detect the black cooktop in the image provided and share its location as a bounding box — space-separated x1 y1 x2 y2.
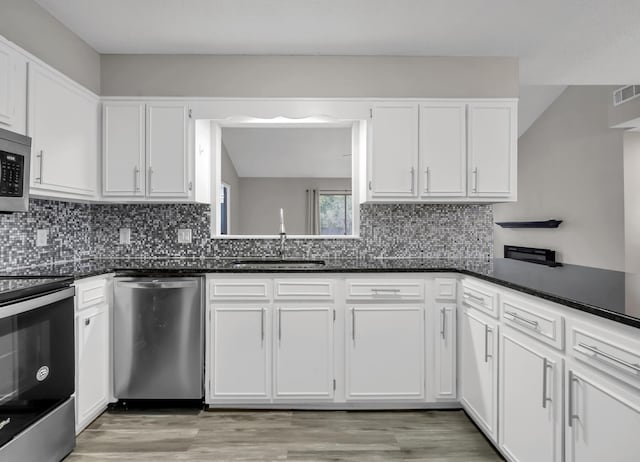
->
0 276 74 305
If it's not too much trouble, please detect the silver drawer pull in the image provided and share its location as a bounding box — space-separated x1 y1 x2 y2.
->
464 292 485 303
440 307 446 339
372 288 401 293
505 311 539 330
578 342 640 373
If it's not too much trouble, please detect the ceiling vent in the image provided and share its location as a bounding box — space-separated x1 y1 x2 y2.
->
613 85 640 106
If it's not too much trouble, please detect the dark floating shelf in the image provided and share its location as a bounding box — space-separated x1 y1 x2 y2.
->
496 220 563 229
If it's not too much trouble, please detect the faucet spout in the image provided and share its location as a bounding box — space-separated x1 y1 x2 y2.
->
278 208 287 259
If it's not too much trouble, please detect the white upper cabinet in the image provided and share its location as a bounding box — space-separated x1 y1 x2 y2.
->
102 101 192 200
103 102 146 197
146 103 189 197
468 101 517 198
0 39 27 135
419 102 466 197
369 103 419 198
366 99 517 203
28 62 99 199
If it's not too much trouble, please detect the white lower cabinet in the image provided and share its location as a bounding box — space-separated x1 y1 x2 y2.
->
211 305 270 401
499 328 563 462
346 305 425 400
434 303 457 400
74 276 111 434
274 305 334 400
566 364 640 462
460 305 498 442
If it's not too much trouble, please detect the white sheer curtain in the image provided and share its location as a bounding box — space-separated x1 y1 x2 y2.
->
305 188 320 235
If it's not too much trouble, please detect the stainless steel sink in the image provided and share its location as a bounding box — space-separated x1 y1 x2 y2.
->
230 259 326 269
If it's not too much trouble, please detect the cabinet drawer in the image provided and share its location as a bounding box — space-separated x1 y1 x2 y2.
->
501 294 564 350
461 280 499 318
210 279 271 300
346 279 425 301
570 323 640 387
274 280 334 300
75 278 108 310
435 278 457 301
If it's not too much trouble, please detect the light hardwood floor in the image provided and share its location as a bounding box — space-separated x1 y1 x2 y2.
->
66 409 504 461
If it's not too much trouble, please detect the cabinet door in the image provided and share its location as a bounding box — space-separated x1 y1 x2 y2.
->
76 305 109 432
567 366 640 462
146 103 189 197
28 63 98 197
419 103 466 197
274 306 334 400
103 102 146 197
468 101 516 198
0 41 15 128
346 305 425 400
460 306 498 441
369 103 418 198
211 305 270 401
499 329 563 462
434 303 457 400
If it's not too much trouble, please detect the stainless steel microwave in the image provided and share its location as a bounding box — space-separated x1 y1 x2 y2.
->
0 126 31 213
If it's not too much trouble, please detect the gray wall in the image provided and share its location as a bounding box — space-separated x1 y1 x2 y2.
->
494 86 625 271
0 0 100 93
236 178 350 235
100 55 518 97
220 142 240 234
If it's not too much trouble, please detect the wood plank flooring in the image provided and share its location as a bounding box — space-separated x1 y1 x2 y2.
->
65 409 504 461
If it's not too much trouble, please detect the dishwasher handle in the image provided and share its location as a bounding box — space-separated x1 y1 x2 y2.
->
116 280 199 289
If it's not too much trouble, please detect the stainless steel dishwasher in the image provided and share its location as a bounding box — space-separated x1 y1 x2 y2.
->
113 277 203 400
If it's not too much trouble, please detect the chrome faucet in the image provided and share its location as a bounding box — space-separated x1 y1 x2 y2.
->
278 208 287 259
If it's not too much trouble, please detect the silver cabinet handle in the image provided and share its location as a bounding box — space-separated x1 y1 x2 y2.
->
568 370 578 427
351 307 356 342
368 180 372 191
148 166 153 192
425 167 430 193
578 342 640 373
260 308 265 342
472 167 478 192
505 310 540 330
35 150 43 183
484 324 492 362
464 292 485 303
84 318 91 326
188 181 193 191
542 357 552 408
440 307 446 339
372 288 401 294
134 166 140 191
278 307 282 343
410 167 415 193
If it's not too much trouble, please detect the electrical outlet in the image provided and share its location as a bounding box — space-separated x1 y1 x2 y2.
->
119 228 131 245
36 229 48 247
177 228 192 244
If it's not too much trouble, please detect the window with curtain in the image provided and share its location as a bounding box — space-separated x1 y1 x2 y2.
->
318 192 352 236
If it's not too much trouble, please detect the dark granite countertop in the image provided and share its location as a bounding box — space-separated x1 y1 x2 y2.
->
1 257 637 329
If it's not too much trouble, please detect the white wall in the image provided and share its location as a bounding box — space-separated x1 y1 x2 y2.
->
494 86 625 271
100 55 518 97
0 0 100 93
236 178 351 235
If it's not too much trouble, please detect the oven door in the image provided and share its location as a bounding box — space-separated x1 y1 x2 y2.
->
0 288 74 448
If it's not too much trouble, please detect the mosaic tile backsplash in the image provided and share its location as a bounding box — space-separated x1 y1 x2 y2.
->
0 199 493 270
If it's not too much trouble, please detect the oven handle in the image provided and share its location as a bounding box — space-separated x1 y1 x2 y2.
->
0 287 75 320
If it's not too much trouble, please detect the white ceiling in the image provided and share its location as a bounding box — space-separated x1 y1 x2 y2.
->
35 0 640 84
222 127 352 178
